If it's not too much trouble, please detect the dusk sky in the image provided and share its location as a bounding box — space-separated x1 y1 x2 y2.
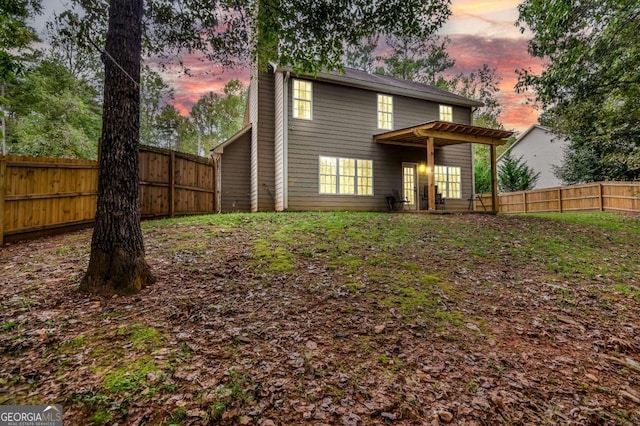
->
38 1 543 134
162 0 544 134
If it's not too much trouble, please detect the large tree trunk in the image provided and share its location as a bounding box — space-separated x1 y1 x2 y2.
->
80 0 155 295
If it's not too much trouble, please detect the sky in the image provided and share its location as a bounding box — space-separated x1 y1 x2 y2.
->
37 1 543 134
160 0 543 134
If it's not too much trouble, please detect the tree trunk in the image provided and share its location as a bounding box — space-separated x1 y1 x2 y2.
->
80 0 155 295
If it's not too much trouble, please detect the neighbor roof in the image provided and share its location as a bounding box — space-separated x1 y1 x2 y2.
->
278 66 483 108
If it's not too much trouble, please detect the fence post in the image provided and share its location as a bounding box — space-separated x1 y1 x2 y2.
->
0 156 6 245
523 192 527 213
598 182 604 211
169 150 175 218
558 188 562 212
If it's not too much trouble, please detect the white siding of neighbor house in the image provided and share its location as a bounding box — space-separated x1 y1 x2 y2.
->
499 125 568 189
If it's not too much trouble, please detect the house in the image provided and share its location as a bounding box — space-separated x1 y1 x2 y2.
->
497 125 569 189
212 65 513 213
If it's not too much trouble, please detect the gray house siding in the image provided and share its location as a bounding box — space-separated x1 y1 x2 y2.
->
257 72 276 211
286 77 473 211
220 131 252 212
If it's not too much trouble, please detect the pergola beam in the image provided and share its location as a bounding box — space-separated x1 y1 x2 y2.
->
414 129 507 146
490 144 499 213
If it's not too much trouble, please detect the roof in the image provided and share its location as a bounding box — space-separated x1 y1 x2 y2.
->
279 66 483 108
497 124 566 161
375 121 514 147
211 124 252 154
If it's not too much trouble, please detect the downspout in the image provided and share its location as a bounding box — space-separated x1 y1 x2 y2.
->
283 71 290 210
470 106 478 210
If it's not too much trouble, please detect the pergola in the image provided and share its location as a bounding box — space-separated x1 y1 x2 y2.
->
375 121 513 212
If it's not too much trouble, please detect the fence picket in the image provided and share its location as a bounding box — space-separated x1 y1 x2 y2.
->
1 146 214 244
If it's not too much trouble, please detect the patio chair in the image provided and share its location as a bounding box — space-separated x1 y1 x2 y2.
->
421 185 445 210
387 189 408 211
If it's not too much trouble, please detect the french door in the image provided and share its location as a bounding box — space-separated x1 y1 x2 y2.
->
402 163 418 210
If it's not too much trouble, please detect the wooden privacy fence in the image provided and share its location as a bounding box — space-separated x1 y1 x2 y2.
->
1 146 214 245
476 181 640 214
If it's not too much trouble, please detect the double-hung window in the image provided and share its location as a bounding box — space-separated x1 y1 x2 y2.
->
293 79 312 120
377 94 393 130
319 156 373 195
439 105 453 122
435 165 461 198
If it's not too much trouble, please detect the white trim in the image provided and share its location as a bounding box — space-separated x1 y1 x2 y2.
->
377 94 394 130
435 165 462 199
292 78 313 120
212 124 252 154
250 62 259 212
402 162 418 210
318 156 374 196
283 72 290 209
274 72 285 211
439 104 453 122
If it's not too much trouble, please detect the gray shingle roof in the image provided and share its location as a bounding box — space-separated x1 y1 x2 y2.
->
281 66 482 108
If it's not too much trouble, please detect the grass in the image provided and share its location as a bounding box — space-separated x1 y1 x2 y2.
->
4 210 640 425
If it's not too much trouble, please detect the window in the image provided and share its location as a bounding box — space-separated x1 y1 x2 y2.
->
319 157 337 194
293 79 312 119
435 165 461 198
319 156 373 195
377 94 393 129
439 105 453 122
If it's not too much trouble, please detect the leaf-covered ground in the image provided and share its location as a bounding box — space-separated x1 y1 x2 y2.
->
1 211 640 425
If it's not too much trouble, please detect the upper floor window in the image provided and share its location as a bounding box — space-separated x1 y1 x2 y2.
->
439 105 453 122
435 165 461 198
293 79 312 120
377 94 393 130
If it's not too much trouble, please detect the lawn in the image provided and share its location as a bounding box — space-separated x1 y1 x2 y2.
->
1 211 639 425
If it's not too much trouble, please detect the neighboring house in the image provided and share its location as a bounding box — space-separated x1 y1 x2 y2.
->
498 125 569 189
212 64 512 213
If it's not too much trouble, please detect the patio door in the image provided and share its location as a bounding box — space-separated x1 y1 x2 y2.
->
402 163 418 210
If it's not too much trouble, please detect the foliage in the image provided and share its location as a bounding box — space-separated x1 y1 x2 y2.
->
473 159 491 194
0 0 41 80
60 0 451 74
498 151 540 192
517 0 640 182
190 79 246 154
140 66 175 147
45 11 103 88
380 34 454 85
6 59 102 159
447 64 503 130
343 35 379 73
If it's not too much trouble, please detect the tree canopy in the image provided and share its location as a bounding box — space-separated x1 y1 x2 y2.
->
517 0 640 182
6 59 101 158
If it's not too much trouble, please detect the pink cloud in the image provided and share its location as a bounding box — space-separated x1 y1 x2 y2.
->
445 34 544 133
146 55 249 115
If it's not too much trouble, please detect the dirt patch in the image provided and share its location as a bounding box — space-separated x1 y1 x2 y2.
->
1 212 639 425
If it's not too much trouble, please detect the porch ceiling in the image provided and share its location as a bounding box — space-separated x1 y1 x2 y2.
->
374 121 514 148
